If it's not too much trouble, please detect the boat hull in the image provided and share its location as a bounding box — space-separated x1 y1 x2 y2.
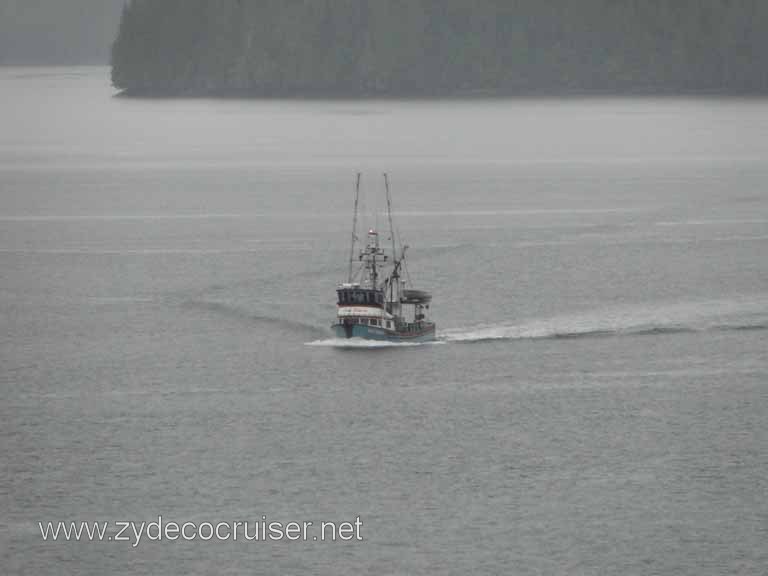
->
332 322 436 342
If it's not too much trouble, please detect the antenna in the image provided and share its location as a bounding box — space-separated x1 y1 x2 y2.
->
348 173 360 283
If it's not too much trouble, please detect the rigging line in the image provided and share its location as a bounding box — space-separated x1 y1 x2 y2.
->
374 176 378 234
384 173 397 259
351 261 365 283
397 228 412 288
348 172 360 283
403 255 413 287
359 175 367 238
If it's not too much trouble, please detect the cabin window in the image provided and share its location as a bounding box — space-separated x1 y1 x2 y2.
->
371 318 379 326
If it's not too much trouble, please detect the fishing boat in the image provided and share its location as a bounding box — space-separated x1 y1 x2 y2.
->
332 174 436 342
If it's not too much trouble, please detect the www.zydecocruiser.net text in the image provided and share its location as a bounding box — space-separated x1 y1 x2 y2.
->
38 516 364 547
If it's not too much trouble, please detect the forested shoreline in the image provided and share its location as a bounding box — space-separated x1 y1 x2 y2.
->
111 1 768 97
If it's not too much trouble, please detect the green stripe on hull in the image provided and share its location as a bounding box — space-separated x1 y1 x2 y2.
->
332 323 436 342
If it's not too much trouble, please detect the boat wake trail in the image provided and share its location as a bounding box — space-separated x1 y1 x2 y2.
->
440 298 768 344
182 299 328 336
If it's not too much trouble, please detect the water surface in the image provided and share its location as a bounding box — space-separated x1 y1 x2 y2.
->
1 67 767 575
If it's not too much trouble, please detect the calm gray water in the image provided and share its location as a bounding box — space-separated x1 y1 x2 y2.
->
1 67 767 575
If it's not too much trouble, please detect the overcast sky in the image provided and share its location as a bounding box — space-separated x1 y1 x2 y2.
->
0 0 124 65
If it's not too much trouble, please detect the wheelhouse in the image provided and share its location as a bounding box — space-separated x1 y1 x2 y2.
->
337 287 384 307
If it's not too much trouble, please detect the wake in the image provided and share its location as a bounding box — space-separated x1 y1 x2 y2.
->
182 299 328 336
440 298 768 344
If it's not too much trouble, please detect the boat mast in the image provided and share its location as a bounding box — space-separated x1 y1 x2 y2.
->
348 172 361 283
384 173 397 260
384 173 401 314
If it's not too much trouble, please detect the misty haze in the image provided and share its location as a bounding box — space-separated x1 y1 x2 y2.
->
1 2 767 576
